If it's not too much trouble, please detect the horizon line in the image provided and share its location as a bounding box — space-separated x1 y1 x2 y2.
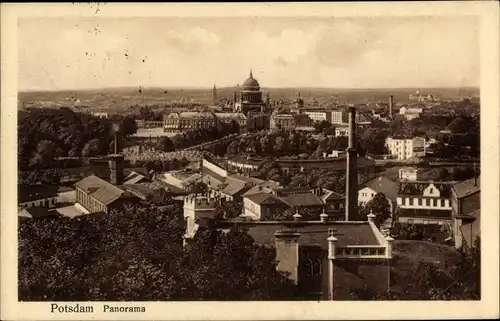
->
19 85 480 94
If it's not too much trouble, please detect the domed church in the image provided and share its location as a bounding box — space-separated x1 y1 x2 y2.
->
233 69 269 115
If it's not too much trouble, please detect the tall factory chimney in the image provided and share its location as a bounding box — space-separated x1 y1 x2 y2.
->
212 84 217 106
389 95 394 118
109 131 124 186
345 107 358 221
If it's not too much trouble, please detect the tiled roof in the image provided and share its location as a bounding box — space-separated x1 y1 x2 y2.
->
452 177 480 199
219 221 381 248
360 176 399 201
228 173 264 185
398 208 451 219
242 182 280 197
74 175 129 205
245 193 289 206
321 189 345 202
18 184 59 203
220 179 247 197
282 193 324 207
398 181 454 197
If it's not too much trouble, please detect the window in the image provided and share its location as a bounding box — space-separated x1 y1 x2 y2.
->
433 199 438 207
418 198 422 206
409 198 413 206
430 188 434 194
441 199 446 207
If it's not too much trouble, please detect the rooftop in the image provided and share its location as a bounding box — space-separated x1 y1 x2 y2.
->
452 176 480 199
219 221 381 248
398 181 455 197
18 184 59 203
74 175 131 205
360 176 399 201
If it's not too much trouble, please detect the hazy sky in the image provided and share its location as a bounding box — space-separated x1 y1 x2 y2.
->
18 16 479 91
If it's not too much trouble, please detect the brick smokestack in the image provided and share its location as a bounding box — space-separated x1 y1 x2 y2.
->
389 95 394 118
345 107 358 221
109 132 124 186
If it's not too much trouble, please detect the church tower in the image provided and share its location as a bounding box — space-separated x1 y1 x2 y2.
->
212 84 217 106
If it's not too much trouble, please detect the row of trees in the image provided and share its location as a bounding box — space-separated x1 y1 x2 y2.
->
19 203 296 301
18 108 137 170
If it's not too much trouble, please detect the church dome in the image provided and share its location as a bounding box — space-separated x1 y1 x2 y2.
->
241 69 260 91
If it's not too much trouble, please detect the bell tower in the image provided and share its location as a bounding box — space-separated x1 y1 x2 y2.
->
212 84 217 106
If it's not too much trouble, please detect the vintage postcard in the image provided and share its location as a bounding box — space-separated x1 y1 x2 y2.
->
1 2 499 320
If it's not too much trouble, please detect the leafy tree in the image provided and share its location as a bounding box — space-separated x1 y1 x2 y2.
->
119 115 138 137
156 136 175 152
18 203 296 301
363 192 391 227
81 139 102 157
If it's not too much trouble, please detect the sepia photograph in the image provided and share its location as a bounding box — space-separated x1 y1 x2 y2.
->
1 2 499 320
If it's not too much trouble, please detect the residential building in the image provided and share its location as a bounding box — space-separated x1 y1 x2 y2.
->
335 126 349 137
304 110 331 123
331 110 344 125
399 167 419 181
358 176 399 215
270 112 312 130
385 136 426 160
396 181 454 225
451 177 480 249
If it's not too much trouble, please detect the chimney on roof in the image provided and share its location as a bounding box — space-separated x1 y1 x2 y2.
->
345 107 358 221
293 208 302 222
320 207 329 223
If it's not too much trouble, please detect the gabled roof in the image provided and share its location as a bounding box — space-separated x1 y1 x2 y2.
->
242 181 280 197
321 189 345 202
245 193 289 206
452 177 480 199
398 181 454 198
220 179 247 197
359 176 398 201
282 192 324 207
75 175 129 205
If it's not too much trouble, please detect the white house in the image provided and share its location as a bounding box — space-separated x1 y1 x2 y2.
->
358 176 399 215
335 126 349 137
396 181 454 225
399 167 419 181
385 136 426 160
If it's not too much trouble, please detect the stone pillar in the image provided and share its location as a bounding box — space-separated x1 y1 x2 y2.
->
367 212 376 224
385 236 394 259
275 230 301 284
327 235 338 300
